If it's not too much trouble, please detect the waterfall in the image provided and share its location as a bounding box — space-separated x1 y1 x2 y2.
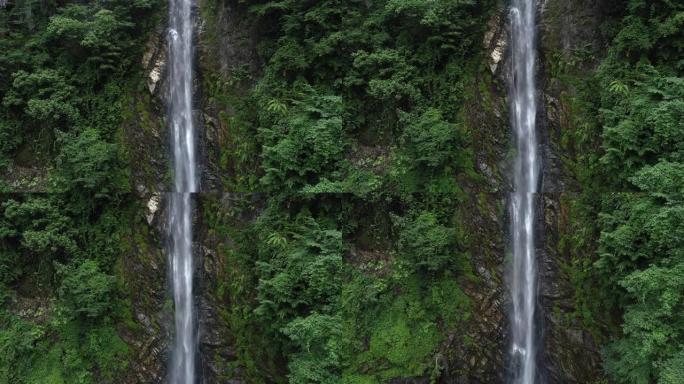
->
508 0 541 383
168 0 197 383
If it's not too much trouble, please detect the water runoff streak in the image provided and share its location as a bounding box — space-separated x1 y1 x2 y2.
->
508 0 541 383
168 0 197 383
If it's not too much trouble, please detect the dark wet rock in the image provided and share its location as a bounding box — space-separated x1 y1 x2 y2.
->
195 194 246 383
196 0 261 193
536 0 612 382
196 240 237 382
432 6 510 384
126 23 171 194
192 0 263 381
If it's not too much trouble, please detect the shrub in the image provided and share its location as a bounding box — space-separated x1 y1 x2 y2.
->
395 212 459 272
57 260 115 320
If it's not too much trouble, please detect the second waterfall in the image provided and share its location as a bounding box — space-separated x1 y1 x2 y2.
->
508 0 542 383
168 0 198 383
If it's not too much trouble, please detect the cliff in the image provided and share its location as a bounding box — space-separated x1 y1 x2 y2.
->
4 0 668 382
119 0 612 382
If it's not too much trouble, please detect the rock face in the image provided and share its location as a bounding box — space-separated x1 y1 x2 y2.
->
118 197 172 384
435 7 510 383
119 1 262 382
196 194 245 383
196 0 262 193
194 1 261 382
458 1 609 382
121 1 613 382
128 23 171 194
116 19 173 384
536 0 611 382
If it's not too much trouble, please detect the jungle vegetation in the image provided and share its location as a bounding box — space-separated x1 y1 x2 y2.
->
0 0 682 383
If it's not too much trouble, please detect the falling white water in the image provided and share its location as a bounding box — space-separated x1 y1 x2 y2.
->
168 0 197 383
508 0 541 384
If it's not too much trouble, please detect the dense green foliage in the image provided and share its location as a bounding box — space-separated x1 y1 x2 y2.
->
3 0 682 382
203 0 492 382
0 1 160 382
563 1 684 383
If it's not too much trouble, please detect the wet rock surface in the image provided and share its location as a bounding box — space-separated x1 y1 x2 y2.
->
196 196 243 383
120 1 615 382
196 0 261 193
537 0 611 382
127 23 171 194
193 0 262 382
433 6 510 384
118 196 172 384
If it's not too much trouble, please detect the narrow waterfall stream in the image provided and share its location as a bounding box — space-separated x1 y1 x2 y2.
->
168 0 197 383
508 0 541 383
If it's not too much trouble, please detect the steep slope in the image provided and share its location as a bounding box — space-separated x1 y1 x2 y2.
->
2 0 680 383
